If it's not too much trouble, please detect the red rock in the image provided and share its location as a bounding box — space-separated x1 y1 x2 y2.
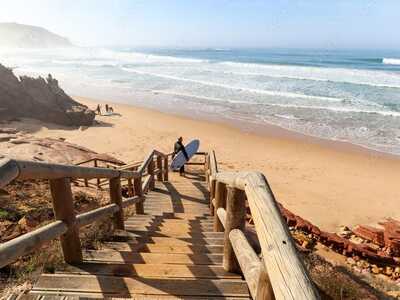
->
353 225 384 246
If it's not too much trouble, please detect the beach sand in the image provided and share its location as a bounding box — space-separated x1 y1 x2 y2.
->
24 96 400 232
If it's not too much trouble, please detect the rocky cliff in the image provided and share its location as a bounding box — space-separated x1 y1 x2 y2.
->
0 22 72 48
0 64 95 126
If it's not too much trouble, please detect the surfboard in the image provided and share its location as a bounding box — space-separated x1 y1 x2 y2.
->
170 139 200 170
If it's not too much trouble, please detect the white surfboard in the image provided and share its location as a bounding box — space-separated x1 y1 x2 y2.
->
170 139 200 170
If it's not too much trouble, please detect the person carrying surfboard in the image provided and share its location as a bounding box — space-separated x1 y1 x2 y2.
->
173 137 189 176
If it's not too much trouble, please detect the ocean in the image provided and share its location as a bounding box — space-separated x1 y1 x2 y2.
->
1 47 400 155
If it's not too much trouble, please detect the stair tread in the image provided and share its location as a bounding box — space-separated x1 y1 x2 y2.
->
32 274 250 298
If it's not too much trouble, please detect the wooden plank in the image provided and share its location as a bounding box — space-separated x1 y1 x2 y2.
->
102 242 224 254
25 293 251 300
0 221 67 268
84 250 223 265
59 262 241 279
0 158 19 188
112 234 224 246
125 229 224 239
76 204 119 227
33 274 250 298
50 178 83 264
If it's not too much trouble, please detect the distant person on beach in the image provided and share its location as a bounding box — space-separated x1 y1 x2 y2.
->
109 107 114 113
96 104 101 115
105 104 109 112
173 137 189 176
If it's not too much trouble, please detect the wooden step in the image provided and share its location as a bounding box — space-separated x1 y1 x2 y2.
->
127 213 212 220
59 262 240 279
31 274 250 298
125 229 224 239
124 221 214 230
135 236 224 246
102 242 223 254
24 295 250 300
84 250 223 265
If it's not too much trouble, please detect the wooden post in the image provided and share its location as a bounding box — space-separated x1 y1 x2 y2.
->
134 176 144 214
93 159 100 188
109 177 124 230
84 179 89 187
223 186 246 273
156 155 163 181
209 178 216 216
256 259 275 300
214 181 227 232
127 178 134 197
163 156 169 182
148 158 155 190
49 178 83 264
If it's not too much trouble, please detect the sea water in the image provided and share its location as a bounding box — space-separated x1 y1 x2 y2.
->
1 47 400 155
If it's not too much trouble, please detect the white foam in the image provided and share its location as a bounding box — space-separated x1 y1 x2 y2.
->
269 103 400 117
383 58 400 65
121 67 343 102
219 61 400 89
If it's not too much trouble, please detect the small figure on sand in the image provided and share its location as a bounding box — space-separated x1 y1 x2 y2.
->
173 137 189 176
96 104 102 115
105 104 109 112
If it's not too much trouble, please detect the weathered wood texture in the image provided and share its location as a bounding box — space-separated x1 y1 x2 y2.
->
134 176 144 214
223 187 246 273
109 177 125 230
214 181 227 232
0 221 68 268
230 229 275 300
50 178 83 264
215 170 319 299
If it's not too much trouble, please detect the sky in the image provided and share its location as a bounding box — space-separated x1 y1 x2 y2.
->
0 0 399 49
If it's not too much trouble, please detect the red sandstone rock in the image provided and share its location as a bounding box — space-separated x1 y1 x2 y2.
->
353 225 384 246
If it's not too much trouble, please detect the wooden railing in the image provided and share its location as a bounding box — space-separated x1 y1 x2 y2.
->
0 149 169 268
206 150 320 300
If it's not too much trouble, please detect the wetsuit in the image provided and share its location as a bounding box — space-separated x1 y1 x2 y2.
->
174 141 189 174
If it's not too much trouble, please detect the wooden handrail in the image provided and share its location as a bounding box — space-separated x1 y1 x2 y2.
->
0 148 170 269
206 150 319 300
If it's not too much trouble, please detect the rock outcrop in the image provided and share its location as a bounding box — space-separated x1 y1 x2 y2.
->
0 64 95 126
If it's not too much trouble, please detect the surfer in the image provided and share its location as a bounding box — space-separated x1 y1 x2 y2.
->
173 137 189 176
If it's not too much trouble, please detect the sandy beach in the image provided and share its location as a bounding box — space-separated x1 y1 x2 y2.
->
19 96 400 232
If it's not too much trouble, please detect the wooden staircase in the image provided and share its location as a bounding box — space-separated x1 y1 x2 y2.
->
25 170 251 299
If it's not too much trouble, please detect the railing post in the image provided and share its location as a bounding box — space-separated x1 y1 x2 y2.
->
256 259 275 300
156 155 163 181
148 158 155 190
209 177 216 216
93 159 100 188
223 186 246 273
109 176 124 230
49 178 83 264
134 176 144 214
214 181 227 232
127 178 134 197
163 156 169 182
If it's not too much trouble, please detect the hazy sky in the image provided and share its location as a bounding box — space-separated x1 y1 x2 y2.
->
0 0 399 49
